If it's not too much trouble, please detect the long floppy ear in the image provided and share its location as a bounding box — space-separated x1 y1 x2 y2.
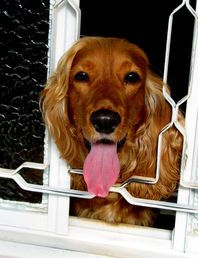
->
40 39 88 167
128 70 184 200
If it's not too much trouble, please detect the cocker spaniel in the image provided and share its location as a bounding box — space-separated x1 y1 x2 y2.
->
41 37 183 226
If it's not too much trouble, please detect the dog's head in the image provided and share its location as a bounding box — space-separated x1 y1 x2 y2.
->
41 37 178 198
69 37 148 143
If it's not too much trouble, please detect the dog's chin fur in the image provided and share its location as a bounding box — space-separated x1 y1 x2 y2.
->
41 37 184 226
70 194 157 226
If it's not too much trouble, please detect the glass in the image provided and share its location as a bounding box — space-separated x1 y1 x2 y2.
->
0 0 49 202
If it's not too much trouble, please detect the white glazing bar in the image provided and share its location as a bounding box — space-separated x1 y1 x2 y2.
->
185 0 198 252
44 0 81 234
173 0 198 252
49 0 81 73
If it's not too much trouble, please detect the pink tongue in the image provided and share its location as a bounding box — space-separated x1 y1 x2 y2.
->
83 143 120 197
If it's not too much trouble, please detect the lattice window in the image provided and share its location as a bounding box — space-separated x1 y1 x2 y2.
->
0 0 198 257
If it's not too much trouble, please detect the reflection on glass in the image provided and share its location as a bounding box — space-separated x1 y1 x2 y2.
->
0 0 49 202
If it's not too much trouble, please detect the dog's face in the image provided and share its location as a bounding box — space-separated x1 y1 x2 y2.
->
68 39 148 150
61 38 150 197
42 37 182 221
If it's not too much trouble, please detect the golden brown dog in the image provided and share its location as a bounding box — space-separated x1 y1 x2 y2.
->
41 37 183 226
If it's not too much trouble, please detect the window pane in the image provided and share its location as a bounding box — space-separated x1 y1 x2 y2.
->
0 0 49 202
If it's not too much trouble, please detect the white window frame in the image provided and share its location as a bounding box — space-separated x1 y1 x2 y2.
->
0 1 198 257
0 0 80 233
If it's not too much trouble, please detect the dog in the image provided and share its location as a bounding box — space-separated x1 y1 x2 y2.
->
41 37 183 226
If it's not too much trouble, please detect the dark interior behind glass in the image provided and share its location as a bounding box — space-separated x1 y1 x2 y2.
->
0 0 49 202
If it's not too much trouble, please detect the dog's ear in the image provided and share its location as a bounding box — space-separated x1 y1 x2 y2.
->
145 71 172 125
127 70 183 200
40 39 87 166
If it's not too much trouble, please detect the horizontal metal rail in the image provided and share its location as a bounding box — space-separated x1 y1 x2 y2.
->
0 162 198 214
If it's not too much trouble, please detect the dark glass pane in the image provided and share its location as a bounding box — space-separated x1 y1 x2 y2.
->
0 0 49 202
80 0 196 105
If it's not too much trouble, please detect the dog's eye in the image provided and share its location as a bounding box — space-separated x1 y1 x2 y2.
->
74 71 89 82
124 72 141 84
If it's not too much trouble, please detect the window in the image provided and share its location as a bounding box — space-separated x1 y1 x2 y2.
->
0 0 198 257
0 0 79 233
0 0 48 226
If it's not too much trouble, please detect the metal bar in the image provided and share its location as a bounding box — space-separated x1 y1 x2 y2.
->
110 187 198 214
158 0 198 191
0 163 93 199
163 0 186 87
0 163 198 214
0 162 47 175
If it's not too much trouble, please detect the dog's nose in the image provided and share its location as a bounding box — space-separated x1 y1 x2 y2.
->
90 109 121 134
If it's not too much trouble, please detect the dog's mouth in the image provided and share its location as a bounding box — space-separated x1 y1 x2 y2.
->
84 136 126 152
83 136 126 198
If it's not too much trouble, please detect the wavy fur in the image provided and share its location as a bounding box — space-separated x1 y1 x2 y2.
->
41 37 183 226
